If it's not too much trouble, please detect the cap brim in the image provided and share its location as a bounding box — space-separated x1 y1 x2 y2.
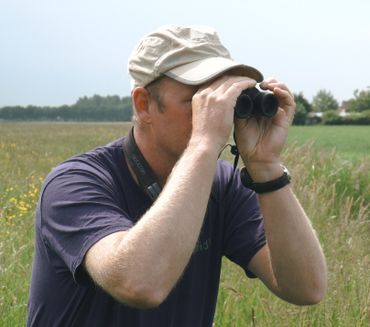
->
164 57 263 85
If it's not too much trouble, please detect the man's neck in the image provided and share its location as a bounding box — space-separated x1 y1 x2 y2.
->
131 127 175 187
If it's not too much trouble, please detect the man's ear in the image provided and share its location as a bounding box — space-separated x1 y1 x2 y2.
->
132 87 152 124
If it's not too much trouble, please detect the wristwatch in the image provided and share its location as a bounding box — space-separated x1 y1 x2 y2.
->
240 165 291 194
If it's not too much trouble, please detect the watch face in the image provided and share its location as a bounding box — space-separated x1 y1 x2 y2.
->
281 164 288 173
280 165 291 180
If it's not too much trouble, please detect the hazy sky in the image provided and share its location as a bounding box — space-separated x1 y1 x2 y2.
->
1 0 369 107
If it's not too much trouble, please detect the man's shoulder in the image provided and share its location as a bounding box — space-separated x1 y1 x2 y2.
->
44 137 127 188
74 137 125 167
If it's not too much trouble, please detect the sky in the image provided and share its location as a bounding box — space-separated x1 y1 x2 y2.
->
0 0 369 107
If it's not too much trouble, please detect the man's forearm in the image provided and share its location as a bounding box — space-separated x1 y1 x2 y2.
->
111 141 219 305
258 186 327 304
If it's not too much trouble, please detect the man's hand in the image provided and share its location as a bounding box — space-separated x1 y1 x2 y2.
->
234 79 295 181
191 75 257 152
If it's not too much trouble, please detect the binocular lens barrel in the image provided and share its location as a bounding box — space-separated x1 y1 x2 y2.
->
234 88 278 119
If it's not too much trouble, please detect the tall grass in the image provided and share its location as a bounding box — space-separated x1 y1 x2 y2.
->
0 123 369 326
0 123 128 325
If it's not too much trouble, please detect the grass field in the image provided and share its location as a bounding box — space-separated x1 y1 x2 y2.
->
0 123 369 326
288 125 370 161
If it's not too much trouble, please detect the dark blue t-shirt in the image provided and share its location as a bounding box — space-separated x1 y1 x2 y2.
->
27 137 266 327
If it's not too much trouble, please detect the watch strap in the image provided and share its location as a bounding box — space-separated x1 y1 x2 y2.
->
240 166 291 194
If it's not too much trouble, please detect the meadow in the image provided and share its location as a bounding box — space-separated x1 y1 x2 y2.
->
0 123 369 326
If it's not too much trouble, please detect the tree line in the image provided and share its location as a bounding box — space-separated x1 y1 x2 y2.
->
0 95 133 122
1 88 369 125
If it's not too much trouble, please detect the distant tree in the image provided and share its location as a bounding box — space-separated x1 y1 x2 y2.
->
312 89 338 112
347 88 370 112
292 92 311 125
292 102 308 125
294 92 312 113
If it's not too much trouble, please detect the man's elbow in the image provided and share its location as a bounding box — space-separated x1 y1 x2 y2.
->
113 280 169 309
292 277 327 306
299 288 326 306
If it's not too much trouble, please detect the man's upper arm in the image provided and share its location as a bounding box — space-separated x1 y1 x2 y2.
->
40 167 133 284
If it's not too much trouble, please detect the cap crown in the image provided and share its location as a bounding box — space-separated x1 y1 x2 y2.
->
128 25 232 88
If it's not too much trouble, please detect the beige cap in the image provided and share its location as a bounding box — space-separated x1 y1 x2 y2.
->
128 25 263 89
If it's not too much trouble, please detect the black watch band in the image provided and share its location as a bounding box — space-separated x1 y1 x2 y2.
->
240 165 291 194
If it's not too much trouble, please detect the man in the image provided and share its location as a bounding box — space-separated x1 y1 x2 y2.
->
27 25 327 326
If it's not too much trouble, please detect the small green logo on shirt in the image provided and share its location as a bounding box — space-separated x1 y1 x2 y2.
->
193 238 211 254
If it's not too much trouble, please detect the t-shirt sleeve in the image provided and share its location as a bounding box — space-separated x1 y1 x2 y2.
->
219 161 266 278
39 165 134 284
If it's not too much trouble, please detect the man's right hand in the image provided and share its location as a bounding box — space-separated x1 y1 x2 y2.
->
190 75 257 152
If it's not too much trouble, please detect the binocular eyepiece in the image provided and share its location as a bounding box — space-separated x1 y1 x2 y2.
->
234 88 278 119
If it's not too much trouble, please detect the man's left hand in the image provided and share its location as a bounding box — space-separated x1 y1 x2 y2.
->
234 78 295 181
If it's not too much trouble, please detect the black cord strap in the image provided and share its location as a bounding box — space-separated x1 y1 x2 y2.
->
122 128 162 201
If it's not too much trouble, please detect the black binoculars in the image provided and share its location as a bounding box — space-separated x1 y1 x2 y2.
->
234 88 278 118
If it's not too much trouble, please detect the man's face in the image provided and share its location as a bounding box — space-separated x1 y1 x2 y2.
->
147 77 198 162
